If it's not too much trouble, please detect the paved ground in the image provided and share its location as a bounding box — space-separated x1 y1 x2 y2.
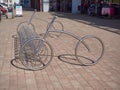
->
0 11 120 90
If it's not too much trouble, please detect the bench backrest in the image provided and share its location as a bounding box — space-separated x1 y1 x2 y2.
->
18 25 39 45
17 24 42 55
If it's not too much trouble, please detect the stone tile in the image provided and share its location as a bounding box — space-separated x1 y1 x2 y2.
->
0 11 120 90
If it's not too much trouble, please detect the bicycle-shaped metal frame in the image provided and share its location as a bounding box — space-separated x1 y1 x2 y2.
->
11 11 104 71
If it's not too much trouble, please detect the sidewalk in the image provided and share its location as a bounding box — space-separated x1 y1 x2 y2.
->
50 12 120 34
0 11 120 90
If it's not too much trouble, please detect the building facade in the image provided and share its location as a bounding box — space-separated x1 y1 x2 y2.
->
49 0 82 13
0 0 81 13
31 0 80 13
2 0 119 13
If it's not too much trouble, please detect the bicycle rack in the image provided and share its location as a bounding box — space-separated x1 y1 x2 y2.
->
11 11 104 71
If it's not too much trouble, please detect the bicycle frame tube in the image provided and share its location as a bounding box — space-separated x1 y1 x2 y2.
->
42 16 57 39
48 30 90 51
28 9 37 24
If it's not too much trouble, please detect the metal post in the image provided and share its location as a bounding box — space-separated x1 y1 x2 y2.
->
7 0 9 7
40 0 43 12
35 0 37 9
0 8 1 22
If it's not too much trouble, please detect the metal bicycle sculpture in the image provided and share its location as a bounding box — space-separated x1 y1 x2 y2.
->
11 11 104 71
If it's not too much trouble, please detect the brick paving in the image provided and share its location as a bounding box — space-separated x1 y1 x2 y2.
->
0 11 120 90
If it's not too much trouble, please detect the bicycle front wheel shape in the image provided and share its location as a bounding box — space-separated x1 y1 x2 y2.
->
75 35 104 66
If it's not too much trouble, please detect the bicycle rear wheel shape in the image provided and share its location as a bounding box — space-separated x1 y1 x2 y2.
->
19 39 53 70
75 35 104 66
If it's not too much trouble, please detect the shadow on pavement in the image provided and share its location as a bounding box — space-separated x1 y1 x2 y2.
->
23 8 34 11
50 12 120 34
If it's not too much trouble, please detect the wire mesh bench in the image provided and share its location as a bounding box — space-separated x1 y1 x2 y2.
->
11 11 104 71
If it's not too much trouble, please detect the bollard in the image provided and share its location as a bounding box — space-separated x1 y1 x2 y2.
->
7 6 14 19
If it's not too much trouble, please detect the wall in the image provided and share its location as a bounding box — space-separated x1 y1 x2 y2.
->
14 0 19 4
0 0 3 3
43 0 49 12
72 0 81 13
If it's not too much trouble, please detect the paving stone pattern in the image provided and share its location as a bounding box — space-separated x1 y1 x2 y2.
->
0 11 120 90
